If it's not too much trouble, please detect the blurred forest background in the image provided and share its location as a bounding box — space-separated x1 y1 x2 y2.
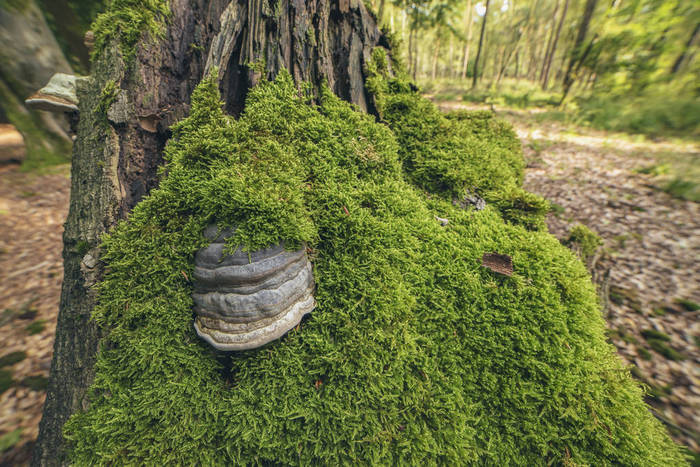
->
382 0 699 137
0 0 698 166
0 0 698 464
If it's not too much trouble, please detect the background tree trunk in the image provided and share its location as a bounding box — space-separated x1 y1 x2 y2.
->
471 0 490 88
33 0 386 465
541 0 569 90
460 0 473 79
560 0 598 103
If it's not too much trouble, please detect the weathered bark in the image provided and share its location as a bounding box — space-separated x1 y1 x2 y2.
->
33 0 386 465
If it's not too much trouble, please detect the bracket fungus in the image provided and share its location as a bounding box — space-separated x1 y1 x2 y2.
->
192 225 316 351
25 73 82 113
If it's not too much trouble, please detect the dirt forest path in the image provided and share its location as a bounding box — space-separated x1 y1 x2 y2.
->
0 107 698 462
0 164 69 465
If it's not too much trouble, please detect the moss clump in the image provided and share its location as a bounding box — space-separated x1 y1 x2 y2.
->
64 71 685 464
565 224 603 263
90 0 169 63
365 49 549 232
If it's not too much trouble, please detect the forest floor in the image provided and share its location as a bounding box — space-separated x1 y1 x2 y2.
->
0 106 698 464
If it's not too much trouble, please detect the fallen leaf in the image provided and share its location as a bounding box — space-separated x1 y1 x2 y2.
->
481 253 513 276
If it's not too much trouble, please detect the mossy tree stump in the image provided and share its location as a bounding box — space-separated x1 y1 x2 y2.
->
34 1 387 464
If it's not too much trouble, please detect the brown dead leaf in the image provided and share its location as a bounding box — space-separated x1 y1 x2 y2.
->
481 253 513 276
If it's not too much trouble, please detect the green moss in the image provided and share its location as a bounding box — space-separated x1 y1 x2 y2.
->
75 240 91 256
366 49 541 231
90 0 170 63
565 225 603 262
24 320 46 335
64 71 685 464
0 351 27 368
97 80 118 115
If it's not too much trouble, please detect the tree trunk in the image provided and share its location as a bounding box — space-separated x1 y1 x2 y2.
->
33 1 386 464
538 0 560 84
670 22 699 74
460 0 473 79
561 0 598 104
431 33 441 80
472 0 490 88
377 0 386 25
542 0 569 90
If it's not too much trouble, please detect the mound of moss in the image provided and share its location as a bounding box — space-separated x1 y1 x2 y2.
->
366 50 548 232
64 67 684 464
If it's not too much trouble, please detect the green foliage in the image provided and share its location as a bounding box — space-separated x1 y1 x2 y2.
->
90 0 170 63
662 178 700 203
64 71 684 464
97 80 118 115
0 351 27 368
565 224 603 262
637 346 653 361
0 0 28 11
576 91 700 137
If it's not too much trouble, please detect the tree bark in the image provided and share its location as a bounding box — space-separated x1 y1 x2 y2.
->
541 0 569 90
560 0 598 104
33 1 387 465
538 0 560 84
460 0 473 79
471 0 490 88
670 22 699 74
431 33 441 80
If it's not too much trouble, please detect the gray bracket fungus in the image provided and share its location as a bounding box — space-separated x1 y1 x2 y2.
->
25 73 83 113
192 225 316 351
